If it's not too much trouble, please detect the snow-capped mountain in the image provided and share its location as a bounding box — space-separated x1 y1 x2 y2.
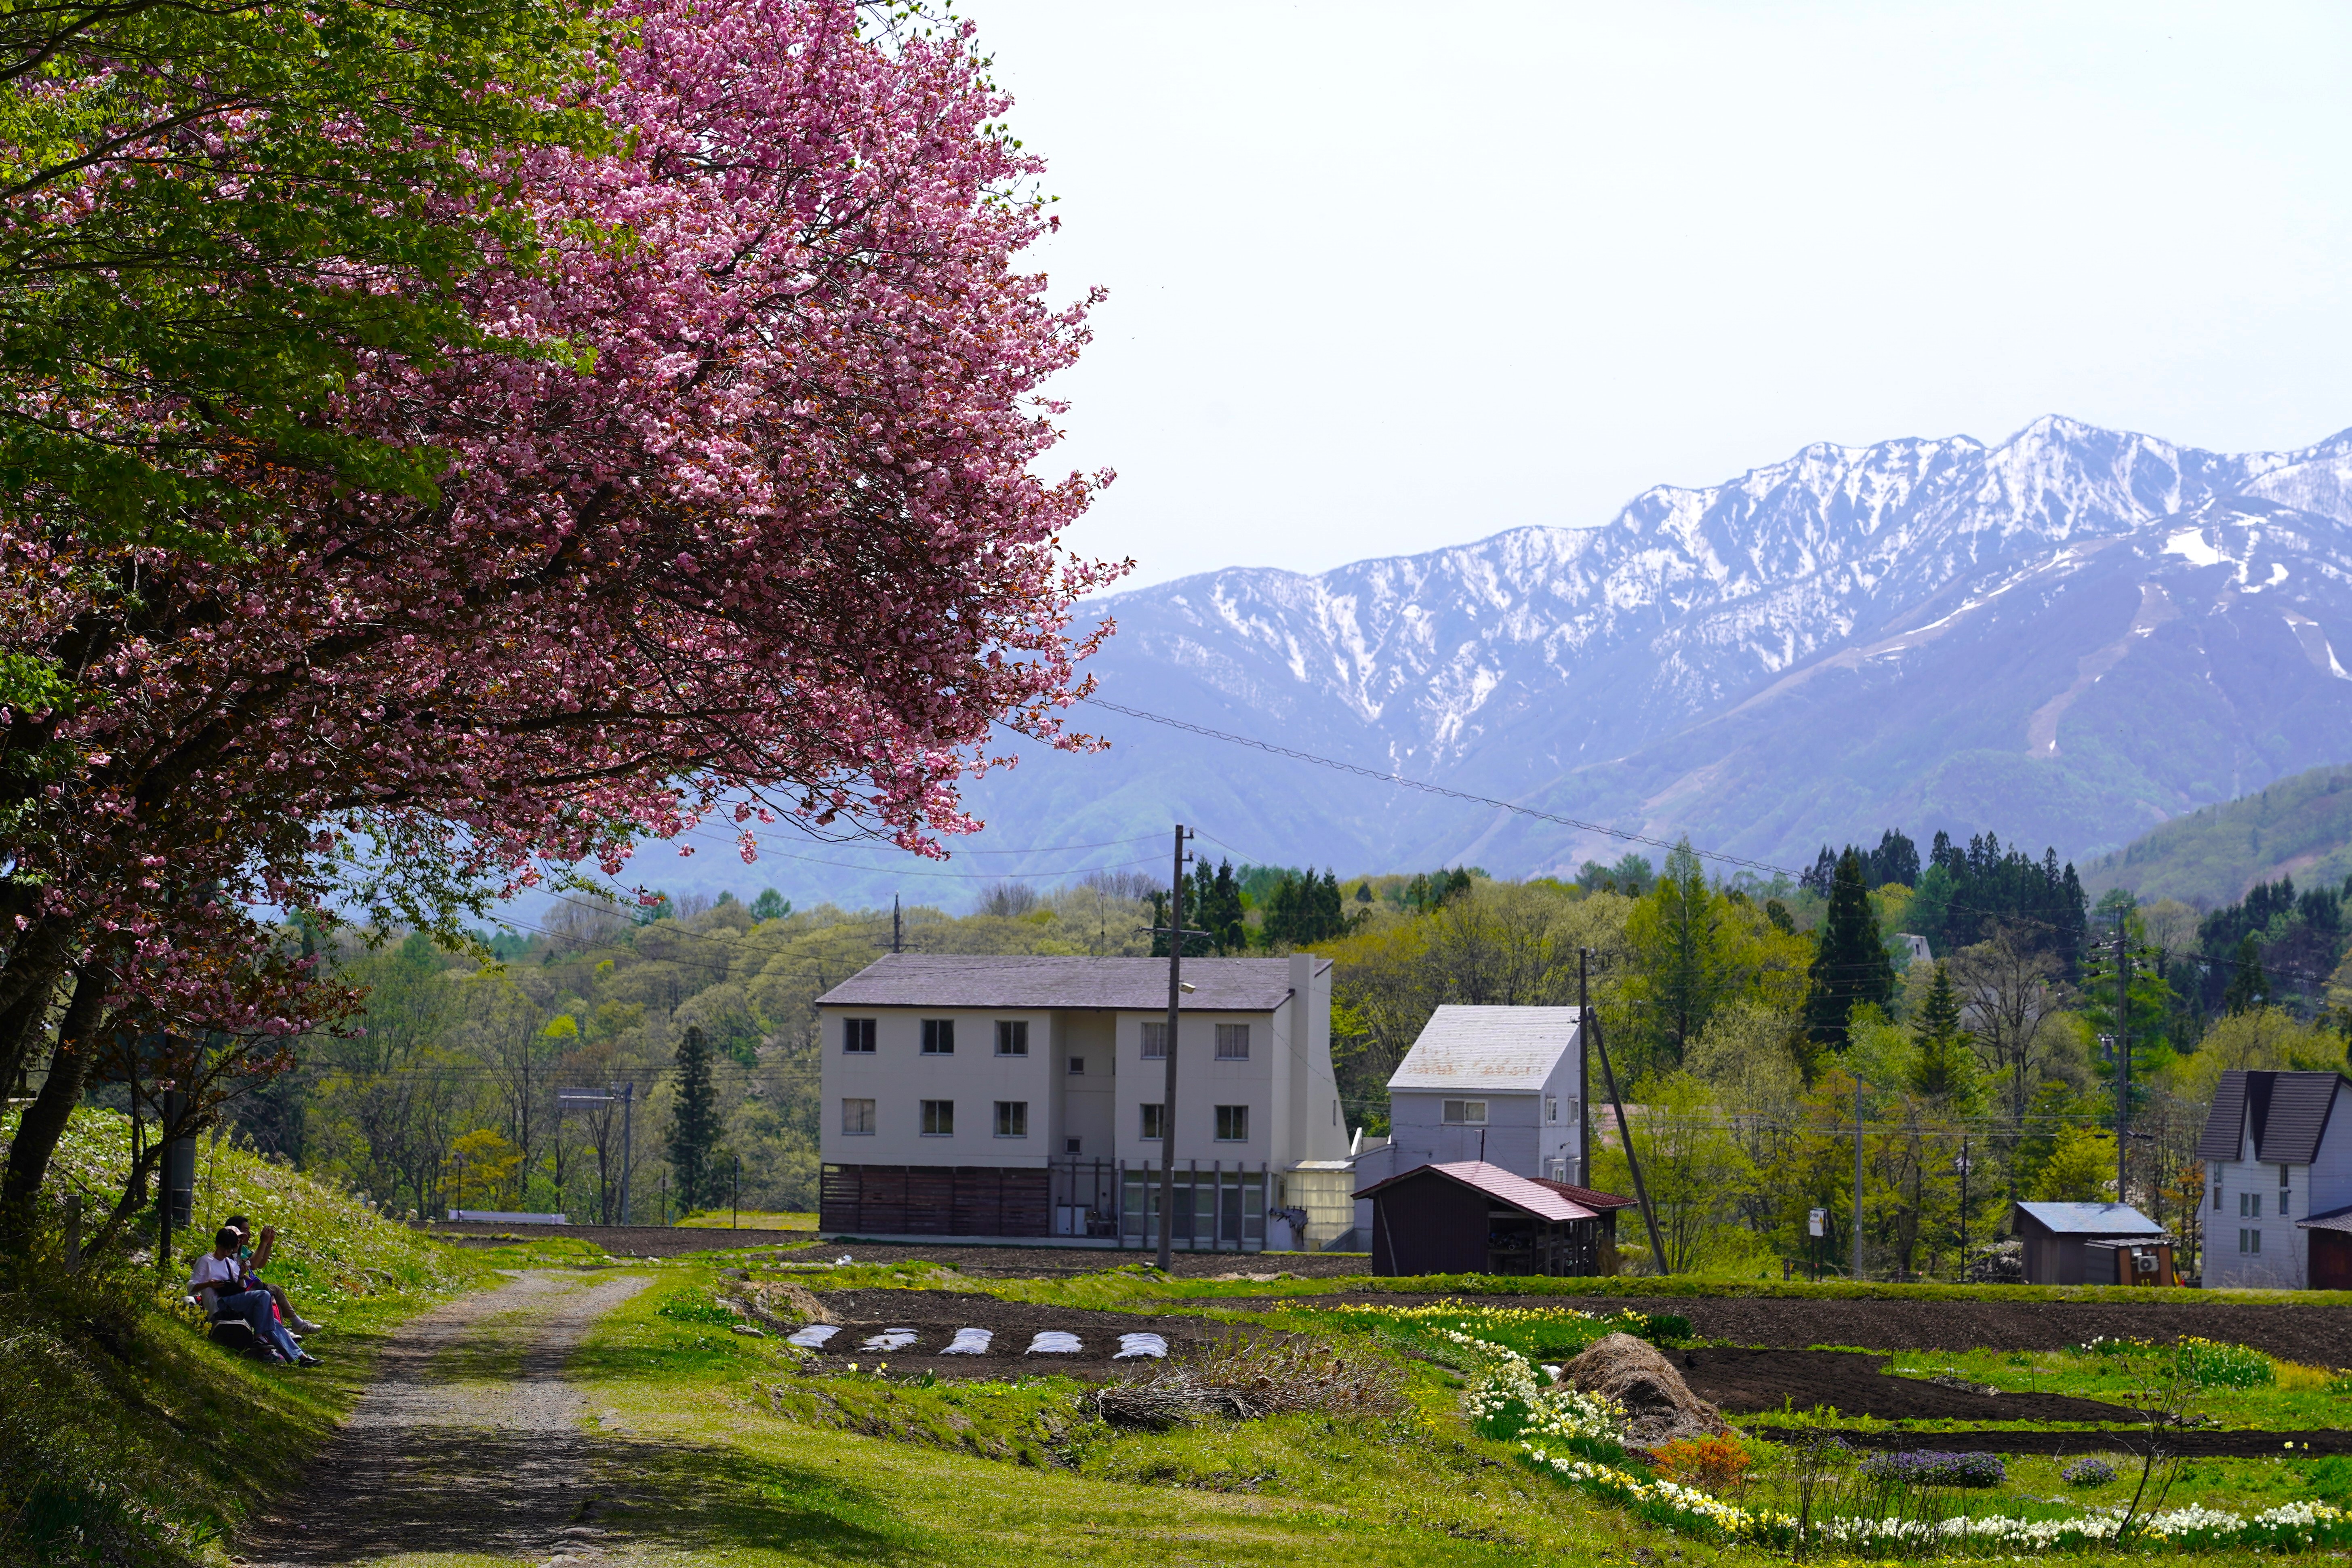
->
932 415 2352 892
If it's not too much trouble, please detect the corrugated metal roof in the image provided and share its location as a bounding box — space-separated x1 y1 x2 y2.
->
2197 1070 2349 1165
2297 1201 2352 1236
1352 1159 1633 1221
814 953 1322 1011
2011 1201 2167 1236
1388 1006 1579 1091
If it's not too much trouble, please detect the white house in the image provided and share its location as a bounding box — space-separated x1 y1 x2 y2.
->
815 952 1345 1248
2198 1069 2352 1290
1356 1007 1584 1193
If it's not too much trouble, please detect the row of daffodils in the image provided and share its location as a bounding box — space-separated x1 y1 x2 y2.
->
1442 1325 2351 1556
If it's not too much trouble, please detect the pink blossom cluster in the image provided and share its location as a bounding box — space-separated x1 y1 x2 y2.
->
0 0 1124 1042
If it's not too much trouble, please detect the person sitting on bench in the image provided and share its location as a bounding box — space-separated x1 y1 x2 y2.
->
222 1213 323 1335
190 1227 316 1365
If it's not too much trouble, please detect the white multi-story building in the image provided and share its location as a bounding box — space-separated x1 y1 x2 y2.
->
1355 1006 1585 1189
815 952 1345 1248
2198 1069 2352 1290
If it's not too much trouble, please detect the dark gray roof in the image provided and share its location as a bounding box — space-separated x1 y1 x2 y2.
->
2196 1070 2350 1165
2297 1201 2352 1236
814 952 1323 1012
2010 1201 2167 1237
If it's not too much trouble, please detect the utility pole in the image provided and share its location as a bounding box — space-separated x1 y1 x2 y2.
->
620 1081 635 1225
1852 1073 1865 1280
1588 1008 1669 1275
2114 914 2130 1206
1158 824 1193 1272
1577 948 1592 1187
892 894 903 954
1956 1139 1972 1282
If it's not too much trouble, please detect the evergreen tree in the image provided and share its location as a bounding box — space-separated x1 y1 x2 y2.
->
1198 860 1245 954
1354 879 1374 905
1910 960 1968 1097
1802 849 1896 1051
668 1025 722 1210
2222 933 2270 1016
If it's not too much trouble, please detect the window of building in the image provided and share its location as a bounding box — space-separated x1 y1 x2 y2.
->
1139 1103 1165 1140
1544 1095 1559 1124
1068 1056 1086 1075
996 1020 1028 1057
1442 1099 1488 1125
1065 1136 1082 1154
995 1100 1028 1137
1140 1021 1168 1059
1546 1157 1567 1181
2214 1181 2224 1210
842 1098 875 1135
2240 1227 2261 1255
2241 1192 2262 1218
921 1099 954 1136
843 1018 876 1054
921 1019 955 1055
1215 1023 1250 1060
1215 1104 1249 1141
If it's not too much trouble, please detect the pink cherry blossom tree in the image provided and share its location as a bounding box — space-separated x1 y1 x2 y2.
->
0 0 1124 1224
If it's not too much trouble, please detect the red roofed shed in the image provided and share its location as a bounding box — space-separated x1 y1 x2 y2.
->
1353 1160 1635 1277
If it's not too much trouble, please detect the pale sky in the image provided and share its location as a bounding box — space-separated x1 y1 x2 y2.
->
976 2 2352 590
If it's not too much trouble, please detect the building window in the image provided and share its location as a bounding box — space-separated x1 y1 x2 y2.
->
1068 1056 1086 1075
996 1020 1029 1057
921 1099 955 1136
1141 1021 1168 1059
995 1100 1028 1137
2241 1192 2262 1218
921 1019 955 1055
1443 1099 1488 1125
1545 1095 1559 1124
842 1098 875 1135
1546 1157 1567 1181
1066 1137 1082 1154
1140 1103 1165 1140
843 1018 876 1054
1215 1023 1250 1060
2240 1227 2261 1255
1215 1104 1249 1141
2214 1181 2223 1210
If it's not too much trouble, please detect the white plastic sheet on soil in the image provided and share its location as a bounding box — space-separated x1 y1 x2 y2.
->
862 1328 918 1351
941 1327 994 1355
1113 1333 1167 1360
1026 1330 1083 1355
787 1324 841 1349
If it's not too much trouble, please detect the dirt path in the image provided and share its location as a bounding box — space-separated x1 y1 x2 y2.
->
240 1268 649 1567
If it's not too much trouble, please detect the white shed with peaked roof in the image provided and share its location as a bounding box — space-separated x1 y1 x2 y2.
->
1362 1006 1583 1189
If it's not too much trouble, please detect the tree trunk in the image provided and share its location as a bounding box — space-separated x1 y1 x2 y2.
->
0 964 110 1245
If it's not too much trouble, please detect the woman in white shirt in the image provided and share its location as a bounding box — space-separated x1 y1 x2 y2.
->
189 1227 313 1365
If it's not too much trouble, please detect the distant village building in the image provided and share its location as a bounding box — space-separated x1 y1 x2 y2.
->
2198 1069 2352 1290
2008 1202 2172 1286
1354 1160 1635 1276
814 953 1348 1249
1895 933 1931 966
1357 1006 1585 1192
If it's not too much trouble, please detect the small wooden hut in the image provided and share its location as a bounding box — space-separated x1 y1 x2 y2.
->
1354 1160 1635 1277
2009 1201 2169 1286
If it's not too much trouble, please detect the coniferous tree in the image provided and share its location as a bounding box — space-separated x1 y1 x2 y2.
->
1803 849 1895 1051
1910 960 1968 1097
669 1025 722 1211
2222 933 2270 1016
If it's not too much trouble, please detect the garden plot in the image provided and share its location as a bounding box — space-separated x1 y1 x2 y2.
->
1676 1346 2142 1423
779 1289 1253 1378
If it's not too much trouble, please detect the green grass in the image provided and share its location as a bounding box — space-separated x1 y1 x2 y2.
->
676 1208 816 1230
0 1108 492 1566
568 1261 1741 1565
1874 1344 2352 1429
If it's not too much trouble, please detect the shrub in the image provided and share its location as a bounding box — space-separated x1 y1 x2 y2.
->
1858 1449 2005 1488
2061 1456 2117 1487
1651 1434 1750 1493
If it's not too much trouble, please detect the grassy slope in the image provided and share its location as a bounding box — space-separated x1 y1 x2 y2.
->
0 1109 490 1567
2081 761 2352 906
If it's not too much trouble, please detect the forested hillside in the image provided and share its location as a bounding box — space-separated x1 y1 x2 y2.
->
2083 762 2352 907
194 819 2352 1278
